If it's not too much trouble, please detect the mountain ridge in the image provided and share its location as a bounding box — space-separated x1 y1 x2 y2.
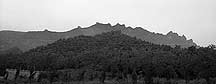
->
0 22 196 51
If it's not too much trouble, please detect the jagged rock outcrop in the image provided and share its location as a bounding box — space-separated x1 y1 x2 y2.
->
0 22 196 51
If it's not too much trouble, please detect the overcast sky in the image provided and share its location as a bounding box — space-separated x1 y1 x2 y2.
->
0 0 215 46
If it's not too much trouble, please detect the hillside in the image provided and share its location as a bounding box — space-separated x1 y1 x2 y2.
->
22 31 173 70
1 31 215 84
0 22 196 51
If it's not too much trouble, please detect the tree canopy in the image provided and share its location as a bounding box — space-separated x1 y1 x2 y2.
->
0 31 215 84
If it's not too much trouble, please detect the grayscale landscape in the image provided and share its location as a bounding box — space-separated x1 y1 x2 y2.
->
0 0 215 84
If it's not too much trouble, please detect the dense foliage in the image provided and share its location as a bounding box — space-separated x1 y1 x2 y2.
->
0 31 216 84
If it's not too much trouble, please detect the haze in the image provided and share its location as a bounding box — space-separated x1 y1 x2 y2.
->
0 0 216 46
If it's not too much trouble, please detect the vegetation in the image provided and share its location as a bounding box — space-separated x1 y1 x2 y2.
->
0 31 216 84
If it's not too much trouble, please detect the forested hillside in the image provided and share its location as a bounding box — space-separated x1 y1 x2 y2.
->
0 31 215 84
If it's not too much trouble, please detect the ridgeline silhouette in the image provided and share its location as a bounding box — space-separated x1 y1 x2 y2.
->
0 22 196 52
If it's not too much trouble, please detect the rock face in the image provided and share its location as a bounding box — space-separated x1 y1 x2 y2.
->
0 22 196 51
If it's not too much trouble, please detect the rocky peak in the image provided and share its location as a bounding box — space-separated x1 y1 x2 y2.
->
135 27 143 30
167 31 179 37
90 22 112 29
43 29 52 33
113 23 126 30
114 23 125 27
94 22 111 26
77 26 82 29
44 29 49 31
181 35 187 40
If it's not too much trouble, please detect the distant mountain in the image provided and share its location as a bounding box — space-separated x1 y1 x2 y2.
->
0 22 196 51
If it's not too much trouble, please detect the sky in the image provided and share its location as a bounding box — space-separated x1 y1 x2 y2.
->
0 0 215 46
